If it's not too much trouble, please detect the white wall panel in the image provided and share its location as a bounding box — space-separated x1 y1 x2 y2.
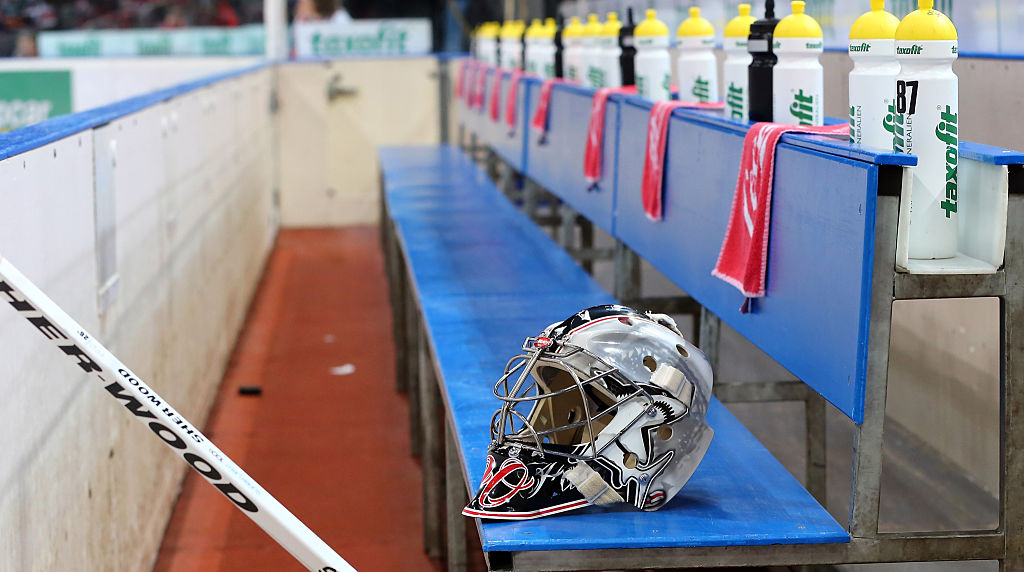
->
0 66 275 571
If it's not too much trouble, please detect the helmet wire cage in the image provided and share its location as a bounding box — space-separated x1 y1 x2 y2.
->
490 336 658 461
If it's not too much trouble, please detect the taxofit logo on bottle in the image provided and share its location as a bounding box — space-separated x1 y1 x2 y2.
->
935 105 958 218
726 83 744 120
849 42 871 52
691 77 710 102
789 89 815 126
896 44 923 55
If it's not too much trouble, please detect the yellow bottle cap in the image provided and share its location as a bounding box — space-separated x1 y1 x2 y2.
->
635 9 669 37
677 7 715 37
542 18 557 39
850 0 899 40
583 13 603 37
477 22 496 39
774 1 823 39
895 0 957 41
563 16 584 39
724 4 757 38
525 19 544 39
602 12 622 37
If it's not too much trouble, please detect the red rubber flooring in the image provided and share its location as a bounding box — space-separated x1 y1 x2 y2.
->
155 227 479 571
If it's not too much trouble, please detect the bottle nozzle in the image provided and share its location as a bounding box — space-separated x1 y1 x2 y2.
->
791 1 806 15
765 0 775 19
738 4 751 17
919 0 934 9
870 0 885 10
689 7 700 18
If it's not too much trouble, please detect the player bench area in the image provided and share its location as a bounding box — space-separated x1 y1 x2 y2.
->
378 68 1024 571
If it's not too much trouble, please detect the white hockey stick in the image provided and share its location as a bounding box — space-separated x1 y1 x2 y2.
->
0 256 355 572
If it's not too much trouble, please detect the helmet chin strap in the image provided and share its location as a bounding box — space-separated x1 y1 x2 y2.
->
564 463 624 506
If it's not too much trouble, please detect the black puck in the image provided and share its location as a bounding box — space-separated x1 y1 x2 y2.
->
238 385 263 396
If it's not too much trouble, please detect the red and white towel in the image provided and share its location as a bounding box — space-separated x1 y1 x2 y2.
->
640 100 725 220
530 78 565 138
488 69 505 122
470 64 490 111
712 122 850 303
455 59 472 101
583 86 636 185
504 70 525 133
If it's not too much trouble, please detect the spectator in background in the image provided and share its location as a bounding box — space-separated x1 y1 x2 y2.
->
294 0 351 23
160 5 187 29
214 0 240 27
13 29 37 57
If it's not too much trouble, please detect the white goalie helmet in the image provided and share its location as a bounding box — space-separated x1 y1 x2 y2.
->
463 304 714 520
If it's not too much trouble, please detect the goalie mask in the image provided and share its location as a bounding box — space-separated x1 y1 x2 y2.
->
463 304 714 520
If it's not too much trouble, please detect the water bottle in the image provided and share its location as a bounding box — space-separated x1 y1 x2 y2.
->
748 1 779 121
535 19 558 80
476 22 499 66
599 12 623 88
675 7 718 104
723 4 757 121
582 14 604 88
619 8 637 86
634 9 671 102
500 20 524 70
894 0 959 260
563 17 585 82
524 19 543 75
849 0 900 150
772 1 824 126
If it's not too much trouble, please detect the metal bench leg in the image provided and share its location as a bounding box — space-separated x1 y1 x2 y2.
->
446 421 468 572
698 307 720 368
391 228 408 394
613 240 641 302
419 331 444 559
522 179 540 221
578 215 595 274
1001 193 1024 571
558 202 577 252
805 391 828 505
407 289 422 458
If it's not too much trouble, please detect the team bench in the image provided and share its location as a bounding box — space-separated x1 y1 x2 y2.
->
381 144 853 571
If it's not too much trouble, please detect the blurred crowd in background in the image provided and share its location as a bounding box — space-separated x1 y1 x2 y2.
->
0 0 458 56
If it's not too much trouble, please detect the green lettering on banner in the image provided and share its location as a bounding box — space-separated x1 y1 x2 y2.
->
0 71 72 132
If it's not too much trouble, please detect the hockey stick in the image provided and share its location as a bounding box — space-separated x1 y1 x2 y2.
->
0 256 355 572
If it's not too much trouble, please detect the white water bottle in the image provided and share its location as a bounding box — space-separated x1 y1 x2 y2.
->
772 1 824 126
634 9 671 102
524 19 543 75
534 18 558 80
894 0 959 260
476 22 499 66
675 7 718 103
723 4 756 121
582 14 604 87
849 0 900 150
499 20 524 70
598 12 623 88
563 17 585 82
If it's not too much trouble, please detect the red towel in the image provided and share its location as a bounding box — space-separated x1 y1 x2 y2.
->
471 64 490 110
489 69 505 122
640 100 725 220
712 122 851 303
504 70 524 134
455 59 471 100
530 78 565 138
583 86 636 185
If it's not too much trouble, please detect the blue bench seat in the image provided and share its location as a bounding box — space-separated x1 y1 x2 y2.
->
380 144 849 556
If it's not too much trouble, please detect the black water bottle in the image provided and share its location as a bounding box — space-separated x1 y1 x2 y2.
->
619 7 637 86
747 0 779 122
554 17 564 78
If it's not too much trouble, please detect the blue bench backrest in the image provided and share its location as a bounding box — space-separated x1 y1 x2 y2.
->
524 79 619 233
